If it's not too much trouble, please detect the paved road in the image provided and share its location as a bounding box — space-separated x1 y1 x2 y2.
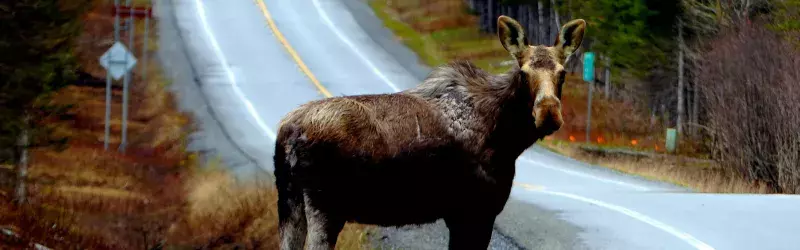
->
156 0 800 249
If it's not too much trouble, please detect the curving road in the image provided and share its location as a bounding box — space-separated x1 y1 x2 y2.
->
155 0 800 249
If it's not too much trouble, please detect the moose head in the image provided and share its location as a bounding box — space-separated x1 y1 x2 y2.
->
497 15 586 135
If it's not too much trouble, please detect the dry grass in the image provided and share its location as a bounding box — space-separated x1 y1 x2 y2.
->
0 142 188 249
538 140 772 194
166 165 278 248
54 186 148 200
370 0 508 73
165 165 371 249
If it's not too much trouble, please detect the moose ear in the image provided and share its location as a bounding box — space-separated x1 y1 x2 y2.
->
498 15 529 59
554 19 587 60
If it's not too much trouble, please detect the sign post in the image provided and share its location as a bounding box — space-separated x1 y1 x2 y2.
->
99 41 137 151
99 0 150 152
583 52 595 143
119 1 136 153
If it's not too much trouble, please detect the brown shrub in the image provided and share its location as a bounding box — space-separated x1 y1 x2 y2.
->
165 166 279 249
698 22 800 193
165 165 370 249
550 75 663 151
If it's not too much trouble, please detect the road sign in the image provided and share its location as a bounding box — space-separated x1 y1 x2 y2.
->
99 41 137 81
666 128 677 153
583 52 595 82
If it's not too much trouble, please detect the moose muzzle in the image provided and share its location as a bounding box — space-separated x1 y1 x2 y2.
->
533 96 563 135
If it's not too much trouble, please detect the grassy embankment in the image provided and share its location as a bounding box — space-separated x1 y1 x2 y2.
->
368 0 769 194
0 1 368 249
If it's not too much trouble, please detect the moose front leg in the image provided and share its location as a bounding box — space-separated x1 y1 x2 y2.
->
444 214 497 250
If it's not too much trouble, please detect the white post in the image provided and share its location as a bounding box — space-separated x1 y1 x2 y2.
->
120 0 134 153
14 115 30 205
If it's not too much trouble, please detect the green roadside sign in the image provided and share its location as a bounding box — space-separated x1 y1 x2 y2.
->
583 52 595 82
666 128 677 153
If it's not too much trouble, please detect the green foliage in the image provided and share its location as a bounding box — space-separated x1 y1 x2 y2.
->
567 0 667 77
0 0 90 157
772 0 800 29
769 0 800 46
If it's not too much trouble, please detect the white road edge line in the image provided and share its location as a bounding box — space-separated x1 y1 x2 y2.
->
519 186 715 250
311 0 402 93
194 0 277 141
521 157 652 191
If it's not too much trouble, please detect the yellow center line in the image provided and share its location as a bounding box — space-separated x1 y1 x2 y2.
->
253 0 333 98
513 181 546 191
253 0 551 192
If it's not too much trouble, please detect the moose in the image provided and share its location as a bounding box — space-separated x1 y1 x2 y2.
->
274 15 586 250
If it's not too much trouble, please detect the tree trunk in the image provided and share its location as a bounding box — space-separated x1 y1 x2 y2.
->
518 4 527 36
479 0 489 33
527 4 536 42
14 114 30 206
488 0 495 33
691 74 699 137
567 0 573 20
604 56 611 98
551 0 561 28
676 18 685 139
498 2 504 17
537 1 545 45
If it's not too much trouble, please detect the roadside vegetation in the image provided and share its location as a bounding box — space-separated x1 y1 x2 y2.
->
1 0 368 249
369 0 800 194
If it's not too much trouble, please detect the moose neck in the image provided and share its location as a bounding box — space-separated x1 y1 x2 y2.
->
405 61 543 165
477 66 539 164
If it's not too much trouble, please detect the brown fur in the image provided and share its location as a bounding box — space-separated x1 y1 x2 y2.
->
275 16 586 250
531 46 557 70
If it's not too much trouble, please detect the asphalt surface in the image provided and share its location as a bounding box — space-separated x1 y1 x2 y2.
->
155 0 800 249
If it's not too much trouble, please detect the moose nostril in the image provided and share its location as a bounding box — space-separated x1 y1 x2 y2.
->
536 113 562 133
534 97 561 109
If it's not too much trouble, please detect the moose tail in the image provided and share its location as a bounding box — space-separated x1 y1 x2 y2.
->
275 124 307 250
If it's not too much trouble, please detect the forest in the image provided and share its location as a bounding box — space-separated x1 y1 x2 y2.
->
461 0 800 192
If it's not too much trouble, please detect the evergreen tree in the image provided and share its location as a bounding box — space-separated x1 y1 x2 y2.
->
566 0 670 77
769 0 800 46
0 0 89 204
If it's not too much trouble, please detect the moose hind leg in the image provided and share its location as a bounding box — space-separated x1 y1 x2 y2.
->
445 215 497 250
304 194 346 250
278 188 307 250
